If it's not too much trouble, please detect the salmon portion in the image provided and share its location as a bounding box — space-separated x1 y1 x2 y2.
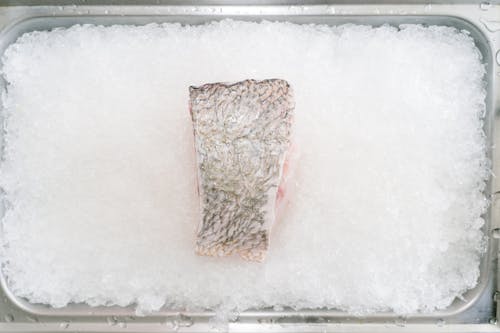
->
189 79 294 262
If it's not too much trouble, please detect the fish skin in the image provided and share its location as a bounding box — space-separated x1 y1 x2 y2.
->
189 79 294 262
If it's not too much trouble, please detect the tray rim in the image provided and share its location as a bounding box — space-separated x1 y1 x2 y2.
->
0 5 496 328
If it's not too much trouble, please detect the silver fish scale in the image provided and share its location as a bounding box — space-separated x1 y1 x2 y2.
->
189 79 294 261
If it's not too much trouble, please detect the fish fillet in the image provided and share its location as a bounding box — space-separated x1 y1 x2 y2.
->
189 79 294 262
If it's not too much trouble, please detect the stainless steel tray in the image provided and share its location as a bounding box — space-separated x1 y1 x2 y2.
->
0 2 499 332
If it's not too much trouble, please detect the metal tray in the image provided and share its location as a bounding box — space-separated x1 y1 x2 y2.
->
0 2 499 332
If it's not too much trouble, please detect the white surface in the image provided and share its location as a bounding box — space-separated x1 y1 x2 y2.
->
0 20 489 315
